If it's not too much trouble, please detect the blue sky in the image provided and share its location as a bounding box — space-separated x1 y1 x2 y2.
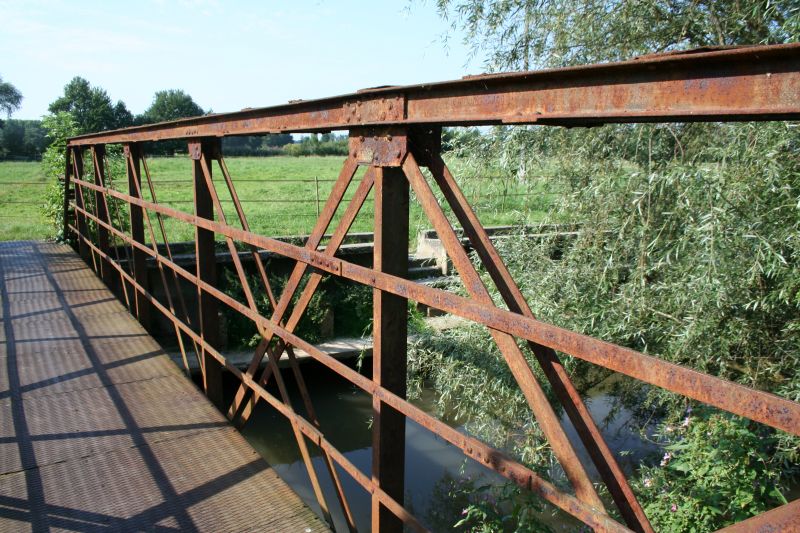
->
0 0 482 120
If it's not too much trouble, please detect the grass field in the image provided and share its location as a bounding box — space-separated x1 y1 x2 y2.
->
0 161 51 240
0 155 556 243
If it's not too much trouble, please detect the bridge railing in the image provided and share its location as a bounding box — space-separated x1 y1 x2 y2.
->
64 43 800 533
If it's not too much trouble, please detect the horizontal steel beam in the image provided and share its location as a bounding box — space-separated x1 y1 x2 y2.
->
70 176 800 438
69 220 629 532
68 44 800 146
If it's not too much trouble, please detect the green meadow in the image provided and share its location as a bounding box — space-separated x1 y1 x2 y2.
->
0 155 555 243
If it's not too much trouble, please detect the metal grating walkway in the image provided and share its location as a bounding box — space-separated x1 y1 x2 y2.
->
0 241 329 532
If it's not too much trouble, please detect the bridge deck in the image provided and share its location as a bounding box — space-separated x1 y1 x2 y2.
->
0 241 329 532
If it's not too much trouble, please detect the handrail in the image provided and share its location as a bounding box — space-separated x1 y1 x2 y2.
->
67 43 800 145
62 44 800 533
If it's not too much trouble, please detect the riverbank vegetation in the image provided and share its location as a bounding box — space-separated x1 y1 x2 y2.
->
401 1 800 530
407 120 800 530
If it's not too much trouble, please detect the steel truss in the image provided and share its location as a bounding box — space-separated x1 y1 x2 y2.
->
64 44 800 532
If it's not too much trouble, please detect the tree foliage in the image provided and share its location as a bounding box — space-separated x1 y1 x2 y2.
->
283 133 348 156
0 120 46 160
137 89 205 155
41 112 79 240
420 1 800 530
140 89 205 124
437 0 800 70
0 74 23 119
222 134 294 156
49 77 132 134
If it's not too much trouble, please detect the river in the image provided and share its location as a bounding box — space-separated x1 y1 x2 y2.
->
222 359 661 532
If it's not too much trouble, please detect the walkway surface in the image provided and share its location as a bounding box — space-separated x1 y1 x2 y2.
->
0 241 329 532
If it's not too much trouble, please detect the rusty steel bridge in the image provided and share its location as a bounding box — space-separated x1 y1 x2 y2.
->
2 43 799 532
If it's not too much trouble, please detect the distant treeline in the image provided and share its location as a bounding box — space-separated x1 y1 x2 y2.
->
0 122 348 160
0 119 48 160
0 76 349 160
221 133 348 157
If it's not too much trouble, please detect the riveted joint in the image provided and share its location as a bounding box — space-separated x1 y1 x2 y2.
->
348 127 408 167
188 138 222 161
342 94 405 125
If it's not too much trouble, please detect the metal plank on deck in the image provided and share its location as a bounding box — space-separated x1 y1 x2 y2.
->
0 241 329 532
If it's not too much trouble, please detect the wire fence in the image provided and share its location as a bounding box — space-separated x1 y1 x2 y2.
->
0 165 557 241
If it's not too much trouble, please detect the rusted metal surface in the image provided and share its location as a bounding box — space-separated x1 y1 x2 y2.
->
60 45 800 532
66 44 799 147
715 498 800 532
372 166 409 533
196 141 351 528
123 144 199 374
71 148 90 263
424 149 653 532
226 157 359 426
237 167 375 426
67 229 630 533
71 173 800 438
404 151 605 510
124 144 151 328
191 141 224 407
0 241 328 532
90 145 114 288
216 150 356 530
350 128 408 167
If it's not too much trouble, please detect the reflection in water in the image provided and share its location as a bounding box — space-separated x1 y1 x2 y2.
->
235 360 660 532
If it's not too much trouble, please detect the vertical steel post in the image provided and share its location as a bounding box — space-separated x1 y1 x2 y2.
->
191 139 223 408
73 148 91 263
63 145 73 244
125 144 152 331
371 165 408 533
91 144 114 287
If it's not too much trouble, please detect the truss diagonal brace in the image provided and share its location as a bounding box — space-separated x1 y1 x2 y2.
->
402 151 605 510
413 129 652 532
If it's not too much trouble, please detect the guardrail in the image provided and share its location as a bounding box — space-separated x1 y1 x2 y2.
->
63 44 800 532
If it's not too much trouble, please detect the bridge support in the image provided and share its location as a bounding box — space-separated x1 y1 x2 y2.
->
371 164 409 533
71 148 91 263
191 139 223 409
124 144 152 331
90 145 115 288
59 45 800 532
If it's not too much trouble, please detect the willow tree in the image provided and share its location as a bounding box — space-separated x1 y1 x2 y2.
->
408 2 800 530
437 0 799 70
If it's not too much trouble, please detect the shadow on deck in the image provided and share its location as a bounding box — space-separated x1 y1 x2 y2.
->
0 241 328 532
